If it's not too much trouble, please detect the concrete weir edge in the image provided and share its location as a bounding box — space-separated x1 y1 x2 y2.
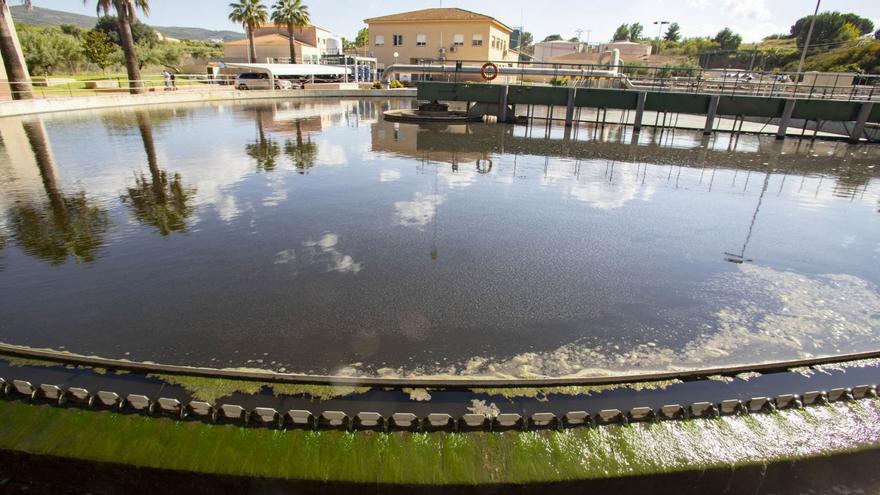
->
0 88 418 118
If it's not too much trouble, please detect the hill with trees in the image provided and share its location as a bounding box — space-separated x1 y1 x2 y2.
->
10 5 244 42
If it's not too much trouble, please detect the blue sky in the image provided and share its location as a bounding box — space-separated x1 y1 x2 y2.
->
35 0 880 42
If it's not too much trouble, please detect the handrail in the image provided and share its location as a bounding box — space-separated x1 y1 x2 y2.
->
0 74 366 100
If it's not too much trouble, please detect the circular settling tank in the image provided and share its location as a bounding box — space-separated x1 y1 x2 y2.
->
0 98 878 380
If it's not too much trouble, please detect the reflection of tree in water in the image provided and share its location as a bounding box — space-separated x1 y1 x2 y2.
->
246 108 280 172
7 121 109 265
284 120 318 174
120 113 196 236
99 107 191 135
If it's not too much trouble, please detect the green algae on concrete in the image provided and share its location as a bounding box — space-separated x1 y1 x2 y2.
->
3 356 64 368
1 399 879 484
148 374 371 403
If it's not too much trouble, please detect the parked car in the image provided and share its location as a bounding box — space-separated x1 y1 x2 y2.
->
235 73 293 90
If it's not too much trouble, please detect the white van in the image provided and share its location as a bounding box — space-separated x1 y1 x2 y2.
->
234 72 293 90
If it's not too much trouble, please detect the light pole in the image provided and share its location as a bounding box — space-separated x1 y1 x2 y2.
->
653 21 670 54
796 0 821 82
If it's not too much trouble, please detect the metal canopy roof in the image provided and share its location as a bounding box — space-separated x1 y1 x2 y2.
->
223 63 352 76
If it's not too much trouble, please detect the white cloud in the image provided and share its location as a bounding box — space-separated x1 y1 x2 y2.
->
394 193 444 229
724 0 770 21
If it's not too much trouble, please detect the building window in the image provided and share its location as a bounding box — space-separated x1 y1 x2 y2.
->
416 34 427 46
472 34 483 46
375 35 384 46
453 34 464 46
393 34 404 46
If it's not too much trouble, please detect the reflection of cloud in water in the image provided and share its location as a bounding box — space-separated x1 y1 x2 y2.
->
273 249 296 265
394 193 443 229
440 168 475 188
303 233 362 274
338 264 880 379
213 194 240 223
380 169 402 182
550 164 654 210
317 142 347 166
273 233 362 274
262 174 288 207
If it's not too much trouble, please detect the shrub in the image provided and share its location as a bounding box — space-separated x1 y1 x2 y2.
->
371 81 382 89
389 80 404 89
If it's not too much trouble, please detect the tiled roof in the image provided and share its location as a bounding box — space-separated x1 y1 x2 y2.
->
364 8 510 30
224 33 315 48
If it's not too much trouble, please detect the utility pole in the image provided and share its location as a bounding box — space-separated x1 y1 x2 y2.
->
796 0 821 81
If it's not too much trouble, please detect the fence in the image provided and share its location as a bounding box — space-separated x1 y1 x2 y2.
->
0 73 369 100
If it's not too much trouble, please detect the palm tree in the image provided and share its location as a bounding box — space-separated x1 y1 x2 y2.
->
8 120 109 264
284 120 317 174
229 0 269 64
0 0 33 99
246 108 280 171
271 0 310 63
86 0 150 94
121 112 196 235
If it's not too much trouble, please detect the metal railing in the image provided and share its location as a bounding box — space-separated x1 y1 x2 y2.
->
389 58 880 102
0 74 236 100
618 65 880 101
0 73 376 100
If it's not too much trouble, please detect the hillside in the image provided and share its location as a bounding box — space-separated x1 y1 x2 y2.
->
9 5 245 42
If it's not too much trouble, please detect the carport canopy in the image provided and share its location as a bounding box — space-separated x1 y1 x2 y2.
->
222 63 353 86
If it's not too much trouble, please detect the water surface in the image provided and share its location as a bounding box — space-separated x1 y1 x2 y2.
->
0 98 878 378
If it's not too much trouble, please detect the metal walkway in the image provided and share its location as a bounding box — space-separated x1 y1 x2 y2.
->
416 82 880 143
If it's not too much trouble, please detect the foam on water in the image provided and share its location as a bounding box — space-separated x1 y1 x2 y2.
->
345 264 880 379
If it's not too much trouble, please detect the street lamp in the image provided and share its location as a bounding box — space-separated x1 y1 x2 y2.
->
393 51 399 65
653 20 670 54
796 0 821 83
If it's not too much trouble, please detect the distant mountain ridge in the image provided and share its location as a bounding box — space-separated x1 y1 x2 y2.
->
9 5 245 42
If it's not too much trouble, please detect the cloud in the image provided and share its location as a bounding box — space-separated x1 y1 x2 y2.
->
394 193 444 229
724 0 770 21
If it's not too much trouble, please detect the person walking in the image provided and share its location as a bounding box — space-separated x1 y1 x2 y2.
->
170 72 177 90
162 69 172 91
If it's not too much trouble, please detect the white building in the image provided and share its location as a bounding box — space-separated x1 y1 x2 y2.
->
597 41 652 59
533 40 584 63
